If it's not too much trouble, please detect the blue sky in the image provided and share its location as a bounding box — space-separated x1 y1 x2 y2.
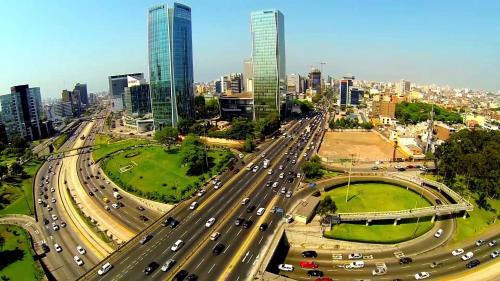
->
1 0 499 99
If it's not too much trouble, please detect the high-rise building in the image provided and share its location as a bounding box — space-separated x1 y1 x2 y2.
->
148 3 195 129
251 9 286 120
308 69 322 94
396 79 411 95
287 74 301 94
338 76 354 107
243 58 253 92
108 73 144 99
74 83 88 105
61 89 82 116
0 85 45 141
123 76 151 116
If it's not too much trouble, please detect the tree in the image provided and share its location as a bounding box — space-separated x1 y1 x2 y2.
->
11 136 28 150
205 99 220 118
154 127 179 149
243 136 256 153
0 236 4 250
316 196 337 220
179 135 211 175
194 95 206 119
301 156 323 179
0 165 8 180
294 100 313 115
256 112 280 139
9 162 24 176
177 118 194 135
229 117 254 140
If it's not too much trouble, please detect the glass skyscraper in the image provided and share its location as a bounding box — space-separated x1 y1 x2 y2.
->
148 3 194 129
250 10 287 120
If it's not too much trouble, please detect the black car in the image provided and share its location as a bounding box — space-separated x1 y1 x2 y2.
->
399 257 413 264
169 219 179 229
288 177 294 183
172 270 189 281
466 259 480 268
139 234 153 244
266 181 272 187
139 215 149 222
302 250 318 258
259 223 268 231
435 199 443 205
243 220 253 229
143 261 158 275
99 185 105 189
246 205 256 213
43 218 49 225
186 274 198 281
213 243 225 255
163 217 174 227
112 188 118 192
117 201 124 207
235 218 244 226
89 191 94 196
41 243 50 253
397 167 406 171
307 270 323 277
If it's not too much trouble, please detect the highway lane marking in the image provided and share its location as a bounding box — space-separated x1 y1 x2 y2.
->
235 276 240 281
224 243 231 253
236 229 242 237
242 251 250 262
208 263 216 273
195 258 205 269
258 236 264 245
401 265 410 268
447 265 457 269
247 253 254 264
118 256 130 265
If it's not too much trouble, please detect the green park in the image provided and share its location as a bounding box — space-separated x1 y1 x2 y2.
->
322 182 434 243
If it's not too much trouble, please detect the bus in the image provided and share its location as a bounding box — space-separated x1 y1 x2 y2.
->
246 162 255 171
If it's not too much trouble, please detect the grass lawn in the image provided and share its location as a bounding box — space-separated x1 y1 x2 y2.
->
452 194 499 244
92 134 150 161
323 183 434 243
0 225 45 280
0 159 42 216
53 133 69 150
323 183 431 213
102 146 231 202
325 217 434 244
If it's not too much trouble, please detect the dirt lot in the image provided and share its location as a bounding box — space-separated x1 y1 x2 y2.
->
318 131 403 162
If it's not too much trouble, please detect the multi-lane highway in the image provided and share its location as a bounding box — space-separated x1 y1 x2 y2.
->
79 112 326 280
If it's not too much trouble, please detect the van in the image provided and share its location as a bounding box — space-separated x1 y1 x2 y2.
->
256 207 265 216
97 262 113 276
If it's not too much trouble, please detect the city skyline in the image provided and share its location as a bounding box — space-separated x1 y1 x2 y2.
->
1 0 500 98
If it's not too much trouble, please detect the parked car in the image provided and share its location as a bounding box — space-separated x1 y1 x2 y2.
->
278 264 294 272
299 261 319 269
414 272 430 280
302 251 318 258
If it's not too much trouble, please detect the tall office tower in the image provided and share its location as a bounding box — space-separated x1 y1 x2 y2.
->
74 83 89 105
230 74 242 94
108 73 144 99
243 58 253 92
251 9 286 120
123 76 151 116
61 89 82 116
0 85 44 141
148 3 195 129
396 79 411 95
338 76 355 107
308 68 322 94
287 74 301 94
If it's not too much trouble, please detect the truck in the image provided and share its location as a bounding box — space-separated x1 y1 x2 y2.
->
263 159 270 168
113 192 122 199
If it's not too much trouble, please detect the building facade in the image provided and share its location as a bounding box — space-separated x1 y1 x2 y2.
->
108 73 144 99
243 58 253 92
339 76 354 107
219 92 254 120
74 83 88 105
308 69 322 94
123 76 151 117
148 3 195 129
251 9 287 120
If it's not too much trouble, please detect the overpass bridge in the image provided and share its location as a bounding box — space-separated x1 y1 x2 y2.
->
313 173 473 224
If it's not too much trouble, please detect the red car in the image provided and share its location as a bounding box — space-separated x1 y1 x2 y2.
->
299 261 319 269
315 278 333 281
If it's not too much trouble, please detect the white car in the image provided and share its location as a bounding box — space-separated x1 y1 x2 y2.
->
37 198 42 204
434 229 443 238
415 272 430 280
488 240 497 247
189 202 198 210
279 172 284 179
296 173 301 178
54 243 62 252
214 181 222 189
97 262 113 276
196 189 206 197
452 248 464 256
279 165 284 170
241 198 250 205
50 187 55 192
461 251 474 261
491 250 499 258
51 198 56 203
51 214 58 221
171 240 184 252
285 190 292 198
252 166 259 173
278 264 294 272
238 153 244 159
256 207 265 216
267 169 273 175
77 246 86 255
272 182 279 188
111 203 119 209
280 187 286 194
52 223 59 231
74 255 84 266
210 232 220 241
346 261 365 269
205 217 216 227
